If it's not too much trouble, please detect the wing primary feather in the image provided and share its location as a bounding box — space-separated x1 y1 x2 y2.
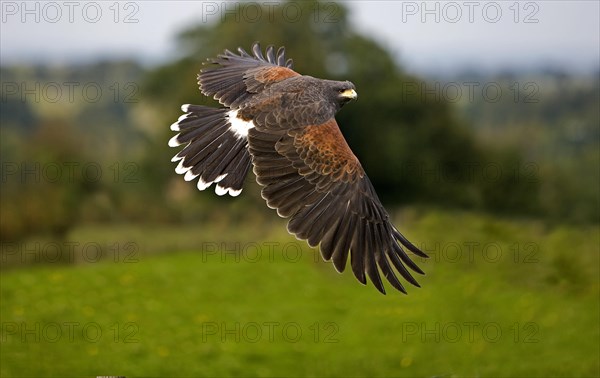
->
373 223 407 294
305 198 344 247
266 45 275 63
277 47 286 66
390 243 421 287
350 221 367 284
384 243 412 291
252 42 265 61
332 211 355 272
237 47 251 57
393 228 428 258
390 230 426 274
364 222 385 293
320 216 343 261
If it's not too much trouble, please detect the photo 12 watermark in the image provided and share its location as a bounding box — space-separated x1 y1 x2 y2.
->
399 161 540 184
200 321 340 343
1 81 140 104
400 321 540 343
398 1 540 24
401 81 540 104
1 161 140 184
1 322 139 343
198 1 341 23
1 2 140 24
418 241 540 264
1 241 140 265
198 241 311 264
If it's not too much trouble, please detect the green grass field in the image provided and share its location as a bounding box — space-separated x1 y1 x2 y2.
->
1 209 598 377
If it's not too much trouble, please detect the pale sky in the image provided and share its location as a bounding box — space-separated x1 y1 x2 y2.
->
1 1 598 75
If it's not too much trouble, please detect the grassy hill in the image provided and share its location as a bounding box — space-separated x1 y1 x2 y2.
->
2 209 598 377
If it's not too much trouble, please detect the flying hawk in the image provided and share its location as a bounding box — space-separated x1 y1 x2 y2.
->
169 43 428 294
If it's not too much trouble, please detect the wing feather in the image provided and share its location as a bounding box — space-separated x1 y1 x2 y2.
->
199 42 300 108
331 213 355 273
248 117 427 294
364 222 385 293
350 222 367 285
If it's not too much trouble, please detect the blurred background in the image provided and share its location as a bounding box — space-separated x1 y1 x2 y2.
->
1 1 598 376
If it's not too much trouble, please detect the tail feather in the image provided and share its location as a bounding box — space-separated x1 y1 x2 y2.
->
169 104 252 196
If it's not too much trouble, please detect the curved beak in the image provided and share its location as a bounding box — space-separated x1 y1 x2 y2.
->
340 88 358 100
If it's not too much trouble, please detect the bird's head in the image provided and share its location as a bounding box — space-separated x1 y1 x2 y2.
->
327 80 357 109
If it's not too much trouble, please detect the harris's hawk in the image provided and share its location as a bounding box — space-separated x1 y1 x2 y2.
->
169 42 428 294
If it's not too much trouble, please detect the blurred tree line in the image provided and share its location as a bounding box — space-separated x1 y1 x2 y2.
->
453 71 600 222
1 0 597 243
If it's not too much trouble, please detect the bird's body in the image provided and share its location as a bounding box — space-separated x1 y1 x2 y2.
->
169 43 427 294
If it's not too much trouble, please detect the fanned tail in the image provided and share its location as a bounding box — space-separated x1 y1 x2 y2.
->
168 104 252 196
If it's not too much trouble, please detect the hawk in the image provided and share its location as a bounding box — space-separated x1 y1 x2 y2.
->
169 43 428 294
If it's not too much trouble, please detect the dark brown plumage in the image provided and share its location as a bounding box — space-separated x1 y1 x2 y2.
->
169 42 428 294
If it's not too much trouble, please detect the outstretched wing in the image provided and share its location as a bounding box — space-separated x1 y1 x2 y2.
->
199 42 301 108
248 118 428 294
